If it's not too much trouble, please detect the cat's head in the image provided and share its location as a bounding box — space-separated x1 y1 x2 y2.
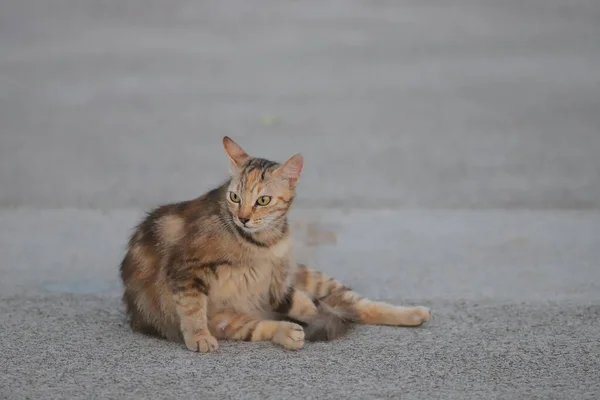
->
222 136 303 232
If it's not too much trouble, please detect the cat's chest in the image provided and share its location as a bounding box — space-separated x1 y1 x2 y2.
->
227 233 293 271
208 236 292 314
252 234 292 265
208 263 273 315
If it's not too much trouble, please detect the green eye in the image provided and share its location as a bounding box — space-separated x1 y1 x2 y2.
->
256 196 271 206
229 192 240 203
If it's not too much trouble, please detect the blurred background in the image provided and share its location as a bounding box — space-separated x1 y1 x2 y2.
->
2 0 599 210
1 1 599 398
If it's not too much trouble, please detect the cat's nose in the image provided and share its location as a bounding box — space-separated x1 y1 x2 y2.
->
239 217 250 225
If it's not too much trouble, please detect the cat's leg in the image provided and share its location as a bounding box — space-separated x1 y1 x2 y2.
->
172 290 219 352
208 311 305 350
272 286 319 323
169 263 219 353
266 260 320 324
295 264 430 327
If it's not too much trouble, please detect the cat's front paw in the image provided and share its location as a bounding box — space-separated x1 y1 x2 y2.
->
272 322 305 350
184 332 219 353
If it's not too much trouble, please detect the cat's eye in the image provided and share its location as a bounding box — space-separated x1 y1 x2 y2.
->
256 196 271 206
229 192 241 203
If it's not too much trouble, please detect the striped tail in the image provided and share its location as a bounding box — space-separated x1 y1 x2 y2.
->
303 295 358 341
294 264 360 341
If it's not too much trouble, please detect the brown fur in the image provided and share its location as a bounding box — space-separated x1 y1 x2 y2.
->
119 136 431 352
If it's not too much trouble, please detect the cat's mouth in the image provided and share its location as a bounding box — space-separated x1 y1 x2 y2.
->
234 219 263 233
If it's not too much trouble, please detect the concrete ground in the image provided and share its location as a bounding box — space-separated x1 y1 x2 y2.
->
1 0 599 399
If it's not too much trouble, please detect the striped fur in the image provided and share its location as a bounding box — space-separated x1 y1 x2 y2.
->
119 136 431 353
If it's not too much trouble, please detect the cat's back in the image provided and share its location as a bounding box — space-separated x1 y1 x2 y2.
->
119 199 195 306
148 184 227 244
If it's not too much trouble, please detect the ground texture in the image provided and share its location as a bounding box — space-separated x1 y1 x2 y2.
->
1 1 599 399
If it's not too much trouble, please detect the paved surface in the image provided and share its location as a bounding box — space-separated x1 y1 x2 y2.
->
1 0 600 399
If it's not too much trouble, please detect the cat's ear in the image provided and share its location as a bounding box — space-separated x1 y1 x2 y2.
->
222 136 250 170
273 153 303 187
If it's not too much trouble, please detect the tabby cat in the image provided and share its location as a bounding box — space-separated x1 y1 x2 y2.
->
119 137 430 352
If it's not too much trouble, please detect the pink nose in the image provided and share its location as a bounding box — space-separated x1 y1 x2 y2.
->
239 217 250 224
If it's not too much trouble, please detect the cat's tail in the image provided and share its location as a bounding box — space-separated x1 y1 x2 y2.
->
303 294 359 342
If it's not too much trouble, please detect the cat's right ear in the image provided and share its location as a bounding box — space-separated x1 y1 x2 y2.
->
223 136 250 171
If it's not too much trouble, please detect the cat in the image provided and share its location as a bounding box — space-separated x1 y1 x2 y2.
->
119 136 431 352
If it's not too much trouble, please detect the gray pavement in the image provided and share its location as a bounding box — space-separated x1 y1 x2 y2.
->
1 1 600 399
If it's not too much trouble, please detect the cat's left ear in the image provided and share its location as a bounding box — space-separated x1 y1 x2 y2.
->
223 136 250 171
273 153 303 188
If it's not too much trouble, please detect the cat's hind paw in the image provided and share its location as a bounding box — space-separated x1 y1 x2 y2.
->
406 306 431 326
